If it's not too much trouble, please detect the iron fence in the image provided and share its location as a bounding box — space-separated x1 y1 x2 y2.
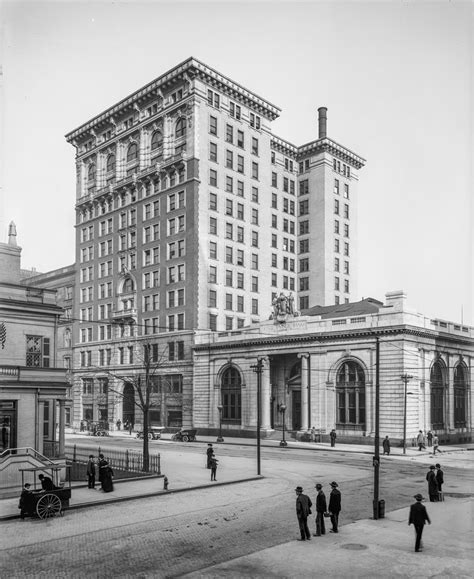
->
65 444 161 474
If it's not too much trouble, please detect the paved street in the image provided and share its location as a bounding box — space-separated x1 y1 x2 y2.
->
1 438 473 578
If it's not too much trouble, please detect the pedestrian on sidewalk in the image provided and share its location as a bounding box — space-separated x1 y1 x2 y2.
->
313 483 327 536
408 494 431 552
206 443 214 469
427 430 433 447
426 465 438 502
116 419 121 431
295 486 312 541
210 455 218 481
417 430 426 451
86 454 96 489
382 435 391 455
432 434 440 454
18 483 32 519
436 463 444 498
330 429 337 448
128 421 133 435
328 481 342 533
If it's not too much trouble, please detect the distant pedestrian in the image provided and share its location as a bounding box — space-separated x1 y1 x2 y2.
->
417 430 426 451
330 429 337 448
427 431 433 447
408 494 431 552
328 481 342 533
426 465 438 502
18 483 32 519
210 455 218 481
432 434 440 455
313 483 327 537
310 426 316 442
382 436 391 455
295 486 312 541
206 443 214 469
80 420 85 432
116 419 121 431
435 463 444 496
128 422 133 435
86 454 96 489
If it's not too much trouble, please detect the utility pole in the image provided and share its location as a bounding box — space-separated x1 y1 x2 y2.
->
373 336 380 519
251 357 264 475
401 374 413 455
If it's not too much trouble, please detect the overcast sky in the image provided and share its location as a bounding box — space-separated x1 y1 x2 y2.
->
1 0 472 324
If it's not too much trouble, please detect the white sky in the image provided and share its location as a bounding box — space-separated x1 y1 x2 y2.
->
1 0 472 324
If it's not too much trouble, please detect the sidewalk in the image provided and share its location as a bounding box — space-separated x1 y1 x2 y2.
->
184 498 474 579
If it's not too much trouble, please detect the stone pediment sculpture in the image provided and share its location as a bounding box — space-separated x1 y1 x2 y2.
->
271 292 299 323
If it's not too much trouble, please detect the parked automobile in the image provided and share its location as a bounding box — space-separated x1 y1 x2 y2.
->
171 429 197 442
136 427 165 440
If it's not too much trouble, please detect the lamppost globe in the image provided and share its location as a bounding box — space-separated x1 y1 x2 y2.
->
279 403 288 447
216 404 224 443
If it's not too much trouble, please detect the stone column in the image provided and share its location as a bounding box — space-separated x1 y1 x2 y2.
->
261 357 271 430
37 401 45 455
298 354 309 431
447 357 455 432
58 399 66 458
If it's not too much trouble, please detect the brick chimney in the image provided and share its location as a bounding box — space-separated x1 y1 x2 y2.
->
318 107 327 139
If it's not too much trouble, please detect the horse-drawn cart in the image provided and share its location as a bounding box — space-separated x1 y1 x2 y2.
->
18 465 72 519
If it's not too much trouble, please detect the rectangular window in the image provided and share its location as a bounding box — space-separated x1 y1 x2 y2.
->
226 199 233 216
210 241 217 259
237 272 244 289
209 192 217 211
209 217 217 235
226 176 233 193
334 179 340 194
344 223 349 237
344 183 350 198
26 336 50 368
209 169 217 187
237 130 244 148
251 137 259 155
209 266 217 283
344 243 349 256
226 150 233 169
237 181 244 197
236 249 244 266
226 124 233 143
237 155 244 174
225 293 233 310
209 142 218 162
209 290 217 308
251 162 259 180
209 115 218 135
209 314 217 331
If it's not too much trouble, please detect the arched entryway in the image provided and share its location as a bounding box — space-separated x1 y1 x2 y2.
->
288 361 301 430
123 382 135 427
430 361 446 430
454 363 468 428
336 360 366 430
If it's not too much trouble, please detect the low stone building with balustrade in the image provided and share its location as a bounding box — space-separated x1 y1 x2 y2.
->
193 291 473 445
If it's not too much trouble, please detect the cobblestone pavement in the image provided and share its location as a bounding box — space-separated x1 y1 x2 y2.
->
1 448 472 578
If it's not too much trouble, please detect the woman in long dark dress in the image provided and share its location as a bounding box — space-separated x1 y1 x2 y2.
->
98 454 114 492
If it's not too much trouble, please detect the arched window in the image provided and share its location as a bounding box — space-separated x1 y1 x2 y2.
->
87 163 96 182
122 278 135 293
454 363 468 427
175 117 186 139
221 366 242 423
336 361 365 427
106 154 115 173
151 131 163 151
430 361 445 430
127 143 138 163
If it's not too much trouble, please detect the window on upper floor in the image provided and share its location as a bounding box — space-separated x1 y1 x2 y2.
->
26 335 50 368
151 131 163 151
175 117 186 139
106 154 115 173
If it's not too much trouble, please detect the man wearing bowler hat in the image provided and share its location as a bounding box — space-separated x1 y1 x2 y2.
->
295 486 312 541
313 483 327 536
328 481 342 533
408 494 431 552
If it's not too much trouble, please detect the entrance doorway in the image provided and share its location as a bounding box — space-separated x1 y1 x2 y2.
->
123 382 135 427
292 390 301 430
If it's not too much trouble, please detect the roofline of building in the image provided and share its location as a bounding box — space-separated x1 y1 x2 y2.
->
298 137 366 168
65 57 282 142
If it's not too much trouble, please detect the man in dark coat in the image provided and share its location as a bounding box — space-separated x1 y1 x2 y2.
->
435 463 444 496
86 454 96 489
18 483 32 519
295 486 312 541
382 436 391 455
408 493 431 552
313 483 327 536
426 465 438 502
206 443 214 469
330 429 337 447
38 474 54 491
328 481 341 533
210 455 218 481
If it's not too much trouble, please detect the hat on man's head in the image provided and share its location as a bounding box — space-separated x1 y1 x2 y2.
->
414 494 423 501
24 483 31 488
435 463 441 468
315 483 322 489
38 474 44 479
429 465 435 470
295 486 303 492
330 481 338 487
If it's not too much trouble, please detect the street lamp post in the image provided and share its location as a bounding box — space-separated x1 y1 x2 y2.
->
216 404 224 443
401 374 413 455
279 404 287 447
251 358 264 475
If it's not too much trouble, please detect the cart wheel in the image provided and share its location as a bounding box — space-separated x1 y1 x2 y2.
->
183 435 189 442
36 494 62 519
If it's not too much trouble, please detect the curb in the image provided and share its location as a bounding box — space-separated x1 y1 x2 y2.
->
0 476 263 522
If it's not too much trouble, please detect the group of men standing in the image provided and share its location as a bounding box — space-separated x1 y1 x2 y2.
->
416 430 440 454
86 453 114 492
295 482 341 541
426 464 444 502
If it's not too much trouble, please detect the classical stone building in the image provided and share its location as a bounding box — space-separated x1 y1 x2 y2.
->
193 291 473 444
63 57 364 430
0 223 69 478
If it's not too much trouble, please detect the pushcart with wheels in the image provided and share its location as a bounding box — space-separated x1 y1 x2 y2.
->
18 465 72 519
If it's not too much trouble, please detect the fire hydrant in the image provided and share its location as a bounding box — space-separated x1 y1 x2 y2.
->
163 476 169 491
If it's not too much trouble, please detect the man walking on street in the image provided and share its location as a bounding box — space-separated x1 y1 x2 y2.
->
432 434 440 455
417 430 426 451
210 455 218 481
295 486 312 541
408 494 431 552
427 430 433 447
436 463 444 498
426 465 438 502
328 481 341 533
313 483 327 536
382 435 391 455
330 429 337 448
206 443 214 469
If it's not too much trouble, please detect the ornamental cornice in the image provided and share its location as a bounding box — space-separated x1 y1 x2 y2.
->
66 57 281 144
271 136 298 156
297 137 366 169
